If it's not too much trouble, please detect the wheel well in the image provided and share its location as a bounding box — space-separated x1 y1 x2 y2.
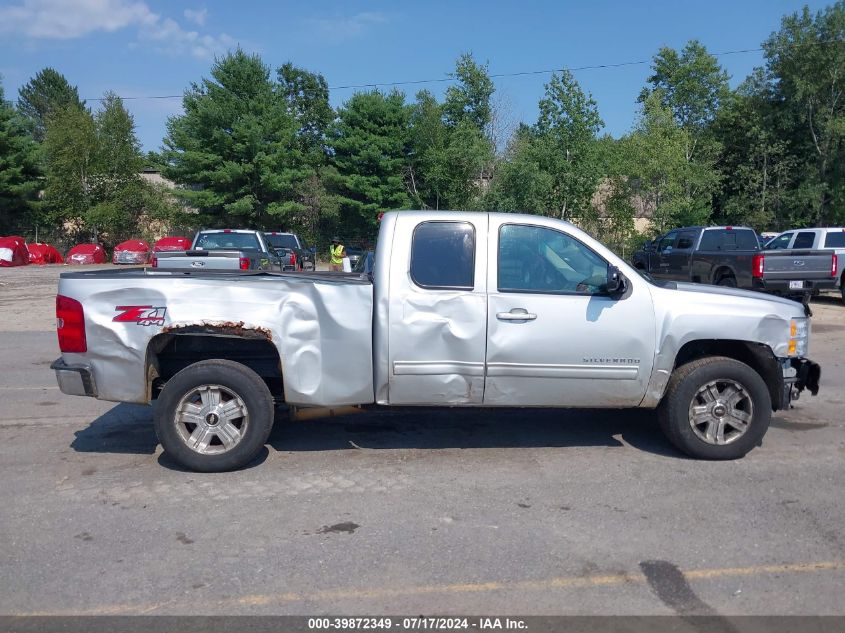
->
673 340 783 410
146 333 283 401
713 266 735 282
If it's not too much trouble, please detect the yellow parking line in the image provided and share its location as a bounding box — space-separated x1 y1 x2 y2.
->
16 560 845 615
235 562 844 607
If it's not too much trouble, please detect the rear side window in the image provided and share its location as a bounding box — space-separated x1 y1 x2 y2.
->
699 229 758 251
410 221 475 289
824 232 845 248
793 232 816 249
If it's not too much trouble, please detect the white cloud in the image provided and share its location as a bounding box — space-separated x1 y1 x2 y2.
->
183 8 207 27
0 0 234 59
307 11 388 41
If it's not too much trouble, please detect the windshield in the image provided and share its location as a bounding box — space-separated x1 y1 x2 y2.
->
266 234 299 249
194 232 260 251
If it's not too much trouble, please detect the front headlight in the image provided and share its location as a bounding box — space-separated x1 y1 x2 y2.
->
788 318 809 356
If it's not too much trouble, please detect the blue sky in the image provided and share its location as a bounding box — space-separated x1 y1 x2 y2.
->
0 0 833 152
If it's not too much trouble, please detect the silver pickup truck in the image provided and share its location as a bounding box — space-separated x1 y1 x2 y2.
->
52 211 821 472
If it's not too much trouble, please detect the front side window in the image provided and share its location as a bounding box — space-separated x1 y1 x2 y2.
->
498 224 609 295
676 232 696 250
657 232 677 252
766 233 793 250
410 221 475 289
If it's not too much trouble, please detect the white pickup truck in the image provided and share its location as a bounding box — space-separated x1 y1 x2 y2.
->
52 211 821 472
766 227 845 302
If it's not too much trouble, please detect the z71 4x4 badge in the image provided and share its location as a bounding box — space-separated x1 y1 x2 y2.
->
113 305 167 326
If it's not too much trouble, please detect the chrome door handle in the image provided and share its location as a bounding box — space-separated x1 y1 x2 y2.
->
497 309 537 321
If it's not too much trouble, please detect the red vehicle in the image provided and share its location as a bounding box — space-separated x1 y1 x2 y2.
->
113 240 151 265
66 244 106 265
0 236 29 267
153 236 191 252
27 243 64 265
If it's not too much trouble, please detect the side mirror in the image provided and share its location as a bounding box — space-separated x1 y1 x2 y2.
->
309 246 317 254
606 266 627 296
644 240 654 252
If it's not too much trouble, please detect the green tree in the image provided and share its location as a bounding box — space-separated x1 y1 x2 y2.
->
624 92 718 233
277 62 333 166
406 90 449 209
406 54 497 211
330 90 410 237
0 79 41 236
484 126 554 213
640 40 730 137
762 2 845 225
42 103 97 233
487 71 604 220
85 93 147 241
163 49 303 228
17 68 84 142
443 53 495 131
712 72 798 230
635 42 727 228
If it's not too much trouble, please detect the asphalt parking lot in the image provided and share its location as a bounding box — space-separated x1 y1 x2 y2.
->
1 264 844 616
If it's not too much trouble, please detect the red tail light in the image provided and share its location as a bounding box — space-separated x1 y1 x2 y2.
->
832 254 838 278
752 253 765 278
290 252 297 266
56 295 87 353
239 257 250 270
150 255 158 268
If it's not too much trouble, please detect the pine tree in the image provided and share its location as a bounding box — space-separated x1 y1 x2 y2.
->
0 80 42 235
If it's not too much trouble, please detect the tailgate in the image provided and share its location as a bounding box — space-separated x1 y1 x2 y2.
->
762 250 835 281
155 250 243 270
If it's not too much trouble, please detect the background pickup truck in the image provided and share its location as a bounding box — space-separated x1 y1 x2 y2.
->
53 211 820 472
765 227 845 303
264 231 315 271
152 229 281 271
632 225 838 302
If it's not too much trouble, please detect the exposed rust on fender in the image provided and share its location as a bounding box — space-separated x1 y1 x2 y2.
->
162 321 273 341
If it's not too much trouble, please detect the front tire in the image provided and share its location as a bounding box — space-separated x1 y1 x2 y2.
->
658 356 771 460
154 359 275 472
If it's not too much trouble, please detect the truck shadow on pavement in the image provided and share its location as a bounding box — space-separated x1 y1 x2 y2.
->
70 403 686 466
270 406 684 458
71 403 159 455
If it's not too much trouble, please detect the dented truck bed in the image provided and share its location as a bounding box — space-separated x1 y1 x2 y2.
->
54 269 374 406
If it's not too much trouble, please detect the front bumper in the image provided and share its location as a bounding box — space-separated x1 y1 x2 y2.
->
780 357 821 408
51 358 97 397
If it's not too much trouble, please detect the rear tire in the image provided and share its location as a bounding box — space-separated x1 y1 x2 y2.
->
154 359 275 472
716 275 737 287
658 356 771 460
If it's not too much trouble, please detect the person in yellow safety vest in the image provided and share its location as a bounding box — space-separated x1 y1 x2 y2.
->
329 236 346 272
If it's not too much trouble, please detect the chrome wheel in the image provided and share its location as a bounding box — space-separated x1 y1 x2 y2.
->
688 379 753 445
174 384 249 455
